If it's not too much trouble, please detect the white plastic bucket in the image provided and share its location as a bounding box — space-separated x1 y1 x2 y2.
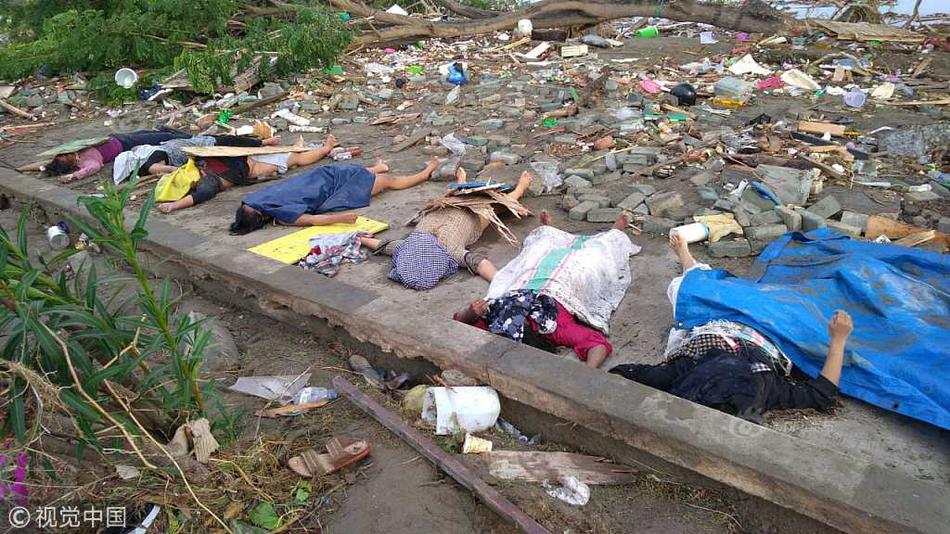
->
114 68 138 89
421 386 500 435
517 19 533 37
671 222 709 244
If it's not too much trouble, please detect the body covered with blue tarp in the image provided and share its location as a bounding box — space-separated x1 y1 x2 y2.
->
675 229 950 430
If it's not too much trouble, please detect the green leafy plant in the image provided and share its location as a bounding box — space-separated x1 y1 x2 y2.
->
0 178 226 453
0 1 352 94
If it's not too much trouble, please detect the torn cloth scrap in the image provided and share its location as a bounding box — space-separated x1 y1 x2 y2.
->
298 231 367 277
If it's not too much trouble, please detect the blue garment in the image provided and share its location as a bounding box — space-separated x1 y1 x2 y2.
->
675 229 950 430
243 163 375 224
388 232 458 290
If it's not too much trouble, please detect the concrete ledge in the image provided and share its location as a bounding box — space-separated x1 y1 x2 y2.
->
2 171 946 534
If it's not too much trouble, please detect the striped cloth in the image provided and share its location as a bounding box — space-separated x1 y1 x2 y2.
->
388 232 459 290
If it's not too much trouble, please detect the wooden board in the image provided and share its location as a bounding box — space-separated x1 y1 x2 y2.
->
866 215 949 248
810 20 925 43
478 451 637 485
797 121 846 137
181 145 315 157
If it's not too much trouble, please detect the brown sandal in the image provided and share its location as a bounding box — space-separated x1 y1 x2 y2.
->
288 436 369 478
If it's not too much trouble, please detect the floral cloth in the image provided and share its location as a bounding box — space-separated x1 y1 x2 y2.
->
485 289 559 343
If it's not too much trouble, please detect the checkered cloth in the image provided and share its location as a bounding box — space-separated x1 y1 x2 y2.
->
388 232 459 290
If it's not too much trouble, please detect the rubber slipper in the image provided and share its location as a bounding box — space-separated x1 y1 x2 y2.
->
288 436 369 478
369 239 392 256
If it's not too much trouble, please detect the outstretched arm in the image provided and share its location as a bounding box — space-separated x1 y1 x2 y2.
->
290 212 358 227
821 310 853 386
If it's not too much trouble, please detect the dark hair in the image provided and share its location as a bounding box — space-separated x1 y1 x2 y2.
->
229 204 267 235
45 154 78 176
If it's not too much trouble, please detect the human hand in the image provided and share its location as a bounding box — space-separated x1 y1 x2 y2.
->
471 298 488 317
157 203 174 214
828 310 853 341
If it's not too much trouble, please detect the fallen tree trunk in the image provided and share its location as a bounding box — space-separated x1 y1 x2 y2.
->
331 0 787 48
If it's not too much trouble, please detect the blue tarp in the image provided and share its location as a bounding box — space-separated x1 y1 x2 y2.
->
675 229 950 430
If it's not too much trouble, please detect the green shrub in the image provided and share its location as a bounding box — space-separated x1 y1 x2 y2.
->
0 1 352 94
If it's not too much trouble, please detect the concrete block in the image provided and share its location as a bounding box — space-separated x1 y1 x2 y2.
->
578 194 611 208
554 134 578 144
489 152 521 165
478 118 505 129
708 238 752 258
800 209 827 232
690 171 715 187
698 187 719 205
740 189 775 212
905 189 941 202
776 206 802 231
569 200 598 221
806 195 842 219
939 217 950 234
664 206 693 222
632 204 649 216
840 211 869 231
745 224 788 242
826 220 862 238
713 199 737 212
646 191 684 217
617 192 646 211
630 183 656 196
564 175 592 189
622 163 645 174
591 171 622 185
643 216 677 235
587 207 623 223
750 209 783 226
560 195 579 211
563 168 594 180
462 136 489 147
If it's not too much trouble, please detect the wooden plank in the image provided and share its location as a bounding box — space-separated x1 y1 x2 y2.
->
810 20 925 43
797 121 846 137
390 128 432 152
181 145 314 157
889 97 950 107
865 215 949 248
894 230 937 248
479 451 636 485
333 376 551 534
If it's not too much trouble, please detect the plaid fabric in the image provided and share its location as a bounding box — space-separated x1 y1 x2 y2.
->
388 232 459 290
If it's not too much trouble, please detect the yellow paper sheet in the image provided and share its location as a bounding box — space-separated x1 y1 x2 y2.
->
247 217 389 264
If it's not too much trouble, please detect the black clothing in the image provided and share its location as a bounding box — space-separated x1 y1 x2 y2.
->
609 347 837 422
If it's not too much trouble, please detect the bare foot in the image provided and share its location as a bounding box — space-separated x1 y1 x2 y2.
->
456 166 468 184
612 211 629 231
262 136 281 146
323 134 337 149
539 209 552 226
517 170 533 189
670 231 697 272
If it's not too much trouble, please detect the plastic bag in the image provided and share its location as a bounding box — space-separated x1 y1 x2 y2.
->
543 476 590 506
154 159 201 202
530 161 562 192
